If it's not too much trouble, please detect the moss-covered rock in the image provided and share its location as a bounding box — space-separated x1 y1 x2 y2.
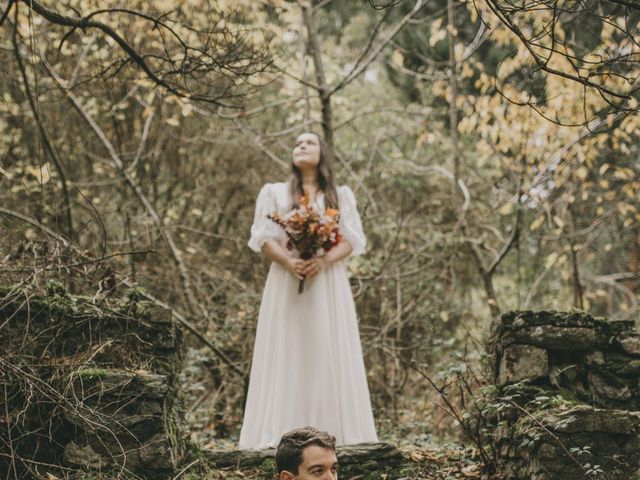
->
0 287 186 480
484 311 640 480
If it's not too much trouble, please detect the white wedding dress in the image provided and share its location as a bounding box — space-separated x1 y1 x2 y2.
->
239 181 378 449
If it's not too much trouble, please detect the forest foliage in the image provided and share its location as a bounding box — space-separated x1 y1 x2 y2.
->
1 0 639 448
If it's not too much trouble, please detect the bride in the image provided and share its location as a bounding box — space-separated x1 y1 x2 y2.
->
239 131 378 449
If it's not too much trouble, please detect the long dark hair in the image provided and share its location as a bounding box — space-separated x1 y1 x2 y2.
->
289 132 339 210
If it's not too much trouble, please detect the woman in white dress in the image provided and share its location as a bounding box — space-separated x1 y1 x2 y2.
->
239 132 378 449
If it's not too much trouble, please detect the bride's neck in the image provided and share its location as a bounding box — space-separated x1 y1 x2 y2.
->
301 173 319 188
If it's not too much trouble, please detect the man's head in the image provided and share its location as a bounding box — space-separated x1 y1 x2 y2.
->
276 426 338 480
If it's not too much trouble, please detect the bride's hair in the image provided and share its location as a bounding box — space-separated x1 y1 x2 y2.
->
289 132 339 210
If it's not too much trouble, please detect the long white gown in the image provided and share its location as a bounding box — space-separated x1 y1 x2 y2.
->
238 181 378 449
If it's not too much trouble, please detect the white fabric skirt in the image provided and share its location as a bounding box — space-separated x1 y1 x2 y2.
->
238 259 378 449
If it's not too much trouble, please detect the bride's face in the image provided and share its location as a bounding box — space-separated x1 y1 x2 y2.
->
292 133 321 170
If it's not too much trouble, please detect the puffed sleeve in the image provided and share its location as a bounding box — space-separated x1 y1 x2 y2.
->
338 185 367 257
247 184 284 253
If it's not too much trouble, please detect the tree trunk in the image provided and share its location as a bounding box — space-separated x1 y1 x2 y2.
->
447 0 460 198
301 1 335 160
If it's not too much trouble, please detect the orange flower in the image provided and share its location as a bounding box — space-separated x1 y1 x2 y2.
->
326 208 338 218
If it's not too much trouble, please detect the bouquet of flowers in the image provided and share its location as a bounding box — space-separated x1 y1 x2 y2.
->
268 193 342 293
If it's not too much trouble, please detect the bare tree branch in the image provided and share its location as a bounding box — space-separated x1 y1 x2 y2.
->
0 0 13 27
14 0 271 107
329 0 425 96
0 207 73 248
42 56 201 317
0 206 244 377
232 119 291 172
301 0 336 155
12 11 74 239
485 0 639 105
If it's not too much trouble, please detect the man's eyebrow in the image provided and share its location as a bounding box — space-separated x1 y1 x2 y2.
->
307 462 339 469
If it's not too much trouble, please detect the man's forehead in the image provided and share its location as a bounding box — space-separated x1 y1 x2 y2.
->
301 445 337 465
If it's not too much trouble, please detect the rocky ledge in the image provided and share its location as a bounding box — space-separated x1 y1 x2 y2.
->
485 311 640 480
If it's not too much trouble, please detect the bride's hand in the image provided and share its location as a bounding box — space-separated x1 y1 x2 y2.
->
285 258 306 280
303 257 328 279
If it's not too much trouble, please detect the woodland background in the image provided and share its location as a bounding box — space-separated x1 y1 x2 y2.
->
1 0 639 451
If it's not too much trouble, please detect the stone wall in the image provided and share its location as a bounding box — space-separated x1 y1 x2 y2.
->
486 311 640 480
0 286 186 479
6 286 639 480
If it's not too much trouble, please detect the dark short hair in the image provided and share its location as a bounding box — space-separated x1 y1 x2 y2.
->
275 426 337 474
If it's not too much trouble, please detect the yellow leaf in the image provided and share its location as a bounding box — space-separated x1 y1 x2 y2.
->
553 216 565 229
461 62 475 80
575 166 588 181
25 228 38 240
410 450 425 462
613 168 633 180
165 117 180 127
499 202 514 215
429 28 447 47
0 166 12 179
623 115 638 133
617 202 636 216
468 2 478 22
181 102 193 117
599 163 610 175
416 131 429 147
25 164 50 184
391 49 404 66
529 215 545 231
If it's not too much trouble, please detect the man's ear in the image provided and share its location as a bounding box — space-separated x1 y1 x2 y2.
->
279 470 295 480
